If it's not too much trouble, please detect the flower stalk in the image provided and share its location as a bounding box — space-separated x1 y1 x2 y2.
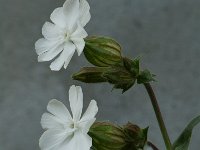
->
144 83 172 150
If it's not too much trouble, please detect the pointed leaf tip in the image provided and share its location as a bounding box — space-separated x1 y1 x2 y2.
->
173 115 200 150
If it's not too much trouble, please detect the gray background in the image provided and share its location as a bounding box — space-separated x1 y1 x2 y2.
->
0 0 200 149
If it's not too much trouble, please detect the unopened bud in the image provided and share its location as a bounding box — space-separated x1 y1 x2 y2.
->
123 122 148 150
89 122 127 150
102 66 136 93
89 122 148 150
72 67 107 83
84 36 122 67
73 57 155 92
73 65 136 93
123 57 140 77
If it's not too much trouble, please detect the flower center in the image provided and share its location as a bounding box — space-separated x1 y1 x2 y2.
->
63 30 71 42
64 32 68 40
70 122 79 130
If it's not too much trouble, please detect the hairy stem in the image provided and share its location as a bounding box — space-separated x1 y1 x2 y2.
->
144 83 172 150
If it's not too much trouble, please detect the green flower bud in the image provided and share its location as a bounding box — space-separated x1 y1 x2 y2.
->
72 67 107 83
72 65 136 93
102 65 136 93
84 36 122 67
123 123 148 150
123 57 140 77
89 122 127 150
89 122 148 150
72 56 155 92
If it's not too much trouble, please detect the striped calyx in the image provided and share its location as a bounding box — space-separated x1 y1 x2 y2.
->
84 36 122 67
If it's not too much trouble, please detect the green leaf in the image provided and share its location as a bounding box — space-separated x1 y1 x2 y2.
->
173 115 200 150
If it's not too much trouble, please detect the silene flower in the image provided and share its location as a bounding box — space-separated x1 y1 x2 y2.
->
35 0 91 71
39 85 98 150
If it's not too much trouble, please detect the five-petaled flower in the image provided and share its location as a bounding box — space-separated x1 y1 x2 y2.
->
39 85 98 150
35 0 91 71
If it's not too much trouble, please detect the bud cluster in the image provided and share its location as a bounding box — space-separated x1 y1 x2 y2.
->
73 36 155 92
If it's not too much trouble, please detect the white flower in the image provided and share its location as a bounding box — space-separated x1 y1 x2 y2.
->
35 0 91 71
39 85 98 150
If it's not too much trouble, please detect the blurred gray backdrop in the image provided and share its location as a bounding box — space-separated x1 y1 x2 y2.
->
1 0 200 149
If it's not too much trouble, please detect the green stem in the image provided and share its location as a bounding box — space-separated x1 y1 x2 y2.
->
144 83 172 150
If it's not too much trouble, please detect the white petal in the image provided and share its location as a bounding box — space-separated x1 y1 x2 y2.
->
63 42 76 69
79 0 91 26
78 100 98 132
39 129 73 150
71 38 85 56
79 118 96 133
76 132 92 150
71 23 88 39
42 22 62 40
59 131 92 150
35 38 57 55
81 100 98 122
63 0 80 30
69 85 83 121
50 7 66 28
38 43 64 62
50 42 75 71
41 113 64 130
47 99 72 123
